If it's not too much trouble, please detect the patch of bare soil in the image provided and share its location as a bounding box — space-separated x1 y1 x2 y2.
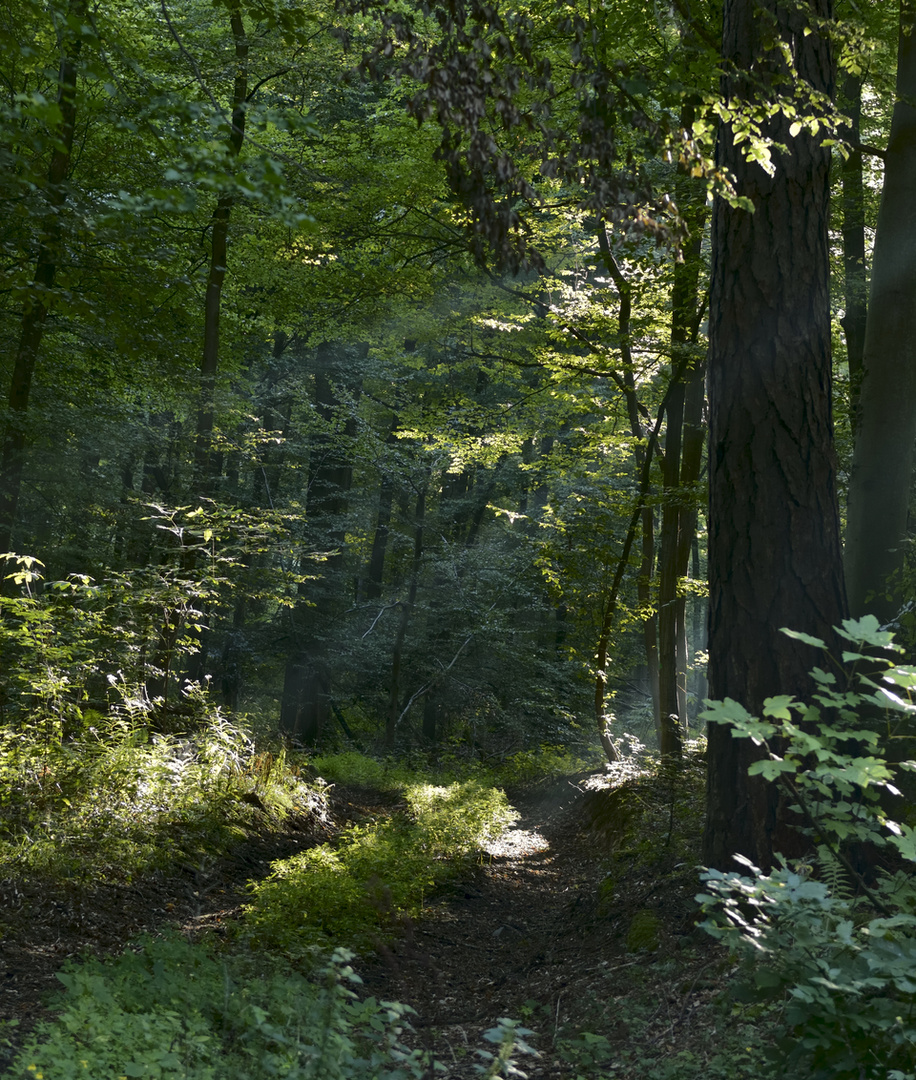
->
354 770 718 1078
0 768 722 1078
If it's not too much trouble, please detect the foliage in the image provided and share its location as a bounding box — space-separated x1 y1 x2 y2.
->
488 745 606 786
309 751 429 790
244 778 517 952
697 616 916 1080
0 501 301 728
0 708 324 883
545 955 770 1080
10 935 540 1080
309 745 604 791
8 937 435 1080
474 1018 539 1079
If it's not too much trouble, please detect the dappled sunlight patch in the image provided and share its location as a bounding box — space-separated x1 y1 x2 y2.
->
244 779 518 953
0 715 329 883
482 824 550 859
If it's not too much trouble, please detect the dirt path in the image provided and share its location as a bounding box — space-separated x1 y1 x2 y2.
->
1 769 713 1077
355 773 710 1078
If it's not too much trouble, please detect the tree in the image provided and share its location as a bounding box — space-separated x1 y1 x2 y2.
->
704 0 848 869
190 0 250 491
0 0 88 559
844 1 916 621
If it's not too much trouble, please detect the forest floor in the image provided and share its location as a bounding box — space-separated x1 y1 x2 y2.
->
0 757 757 1078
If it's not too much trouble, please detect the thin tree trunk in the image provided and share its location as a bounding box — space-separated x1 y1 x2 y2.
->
385 485 426 748
193 1 248 490
840 71 868 426
592 368 690 763
845 2 916 620
171 4 249 691
364 423 398 601
638 506 660 736
279 345 363 743
602 230 662 743
658 184 707 758
674 361 706 725
658 373 685 758
0 0 86 560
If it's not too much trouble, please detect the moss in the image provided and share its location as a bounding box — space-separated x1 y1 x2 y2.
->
626 910 661 953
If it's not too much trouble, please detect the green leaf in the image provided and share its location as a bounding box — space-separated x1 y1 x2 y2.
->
762 694 796 720
838 614 903 652
888 824 916 863
780 628 825 649
748 758 796 780
810 667 836 685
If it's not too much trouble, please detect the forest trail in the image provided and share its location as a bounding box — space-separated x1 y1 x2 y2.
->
352 768 712 1077
1 767 716 1077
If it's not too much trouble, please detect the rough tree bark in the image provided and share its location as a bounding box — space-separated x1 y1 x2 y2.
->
704 0 848 870
845 2 916 620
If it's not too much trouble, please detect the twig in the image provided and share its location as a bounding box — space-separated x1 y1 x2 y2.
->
394 634 474 729
361 602 401 638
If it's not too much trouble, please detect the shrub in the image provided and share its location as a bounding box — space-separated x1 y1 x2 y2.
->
245 780 517 952
10 937 540 1080
697 615 916 1080
0 712 326 882
8 936 434 1080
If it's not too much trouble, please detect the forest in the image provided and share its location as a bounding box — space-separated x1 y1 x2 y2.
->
2 0 916 1077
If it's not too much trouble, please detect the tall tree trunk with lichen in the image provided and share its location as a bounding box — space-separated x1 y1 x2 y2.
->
840 72 868 427
658 177 707 759
601 232 659 752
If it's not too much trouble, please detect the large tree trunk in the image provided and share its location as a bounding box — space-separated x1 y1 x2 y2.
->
0 0 86 560
704 0 847 870
844 3 916 621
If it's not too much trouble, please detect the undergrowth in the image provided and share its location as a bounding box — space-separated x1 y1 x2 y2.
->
3 739 536 1079
245 779 518 952
310 745 604 791
0 712 326 883
6 934 538 1080
698 616 916 1080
